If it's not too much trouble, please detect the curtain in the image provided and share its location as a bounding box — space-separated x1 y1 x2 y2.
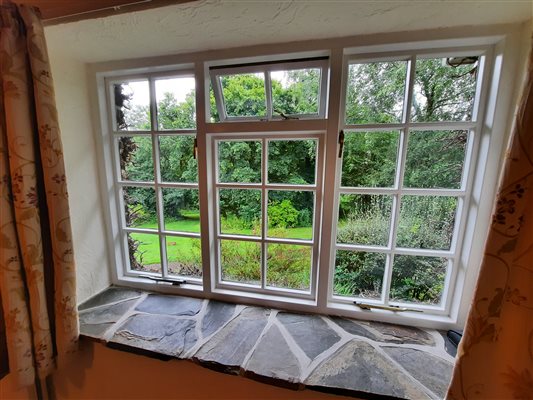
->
0 2 78 387
447 42 533 398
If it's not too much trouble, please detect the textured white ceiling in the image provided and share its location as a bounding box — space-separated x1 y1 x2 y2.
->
44 0 532 63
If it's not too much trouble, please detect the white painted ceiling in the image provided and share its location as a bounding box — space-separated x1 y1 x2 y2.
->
44 0 532 63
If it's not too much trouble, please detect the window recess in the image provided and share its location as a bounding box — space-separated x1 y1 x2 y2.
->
209 58 329 122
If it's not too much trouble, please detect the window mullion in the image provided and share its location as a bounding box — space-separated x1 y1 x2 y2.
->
261 138 268 290
265 72 273 120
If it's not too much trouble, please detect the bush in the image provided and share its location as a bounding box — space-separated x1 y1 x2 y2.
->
268 199 299 228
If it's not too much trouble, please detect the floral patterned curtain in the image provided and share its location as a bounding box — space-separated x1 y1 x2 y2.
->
447 41 533 398
0 2 78 387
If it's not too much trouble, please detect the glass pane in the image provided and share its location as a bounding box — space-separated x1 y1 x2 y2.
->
337 194 393 246
411 57 478 122
114 81 150 130
159 135 197 183
345 61 407 124
404 130 468 189
123 187 157 228
334 251 386 299
267 191 313 240
162 188 199 233
271 68 320 116
341 131 399 187
155 77 196 130
266 244 311 291
118 136 154 182
220 240 261 286
219 73 266 118
397 196 458 250
166 236 202 279
268 139 316 185
219 189 261 236
128 232 161 273
390 255 448 305
218 140 261 183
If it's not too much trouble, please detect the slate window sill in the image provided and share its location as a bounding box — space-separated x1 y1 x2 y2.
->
78 287 456 400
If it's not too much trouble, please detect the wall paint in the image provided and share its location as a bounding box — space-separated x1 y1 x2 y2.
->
46 51 111 304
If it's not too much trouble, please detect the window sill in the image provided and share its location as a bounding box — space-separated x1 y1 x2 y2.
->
78 286 456 399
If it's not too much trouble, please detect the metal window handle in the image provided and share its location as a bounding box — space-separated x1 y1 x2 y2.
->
354 301 423 312
338 130 344 158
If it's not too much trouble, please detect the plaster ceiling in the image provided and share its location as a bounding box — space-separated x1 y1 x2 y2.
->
43 0 533 64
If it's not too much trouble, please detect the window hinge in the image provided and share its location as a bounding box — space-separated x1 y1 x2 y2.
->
338 130 344 158
354 301 423 313
141 275 186 286
193 137 198 160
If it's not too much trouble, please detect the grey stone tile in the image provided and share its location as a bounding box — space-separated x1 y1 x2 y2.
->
194 307 270 371
245 325 301 383
439 331 459 358
305 340 430 399
333 317 434 346
383 347 453 399
277 313 341 360
201 301 236 338
79 299 138 338
111 313 197 357
135 294 203 316
78 287 141 311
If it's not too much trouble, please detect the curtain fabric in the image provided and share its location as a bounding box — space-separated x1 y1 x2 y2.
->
0 3 78 387
447 42 533 398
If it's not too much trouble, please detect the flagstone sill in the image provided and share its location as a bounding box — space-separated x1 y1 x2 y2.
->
78 286 456 400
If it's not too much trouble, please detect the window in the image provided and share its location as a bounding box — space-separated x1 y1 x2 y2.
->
98 35 509 329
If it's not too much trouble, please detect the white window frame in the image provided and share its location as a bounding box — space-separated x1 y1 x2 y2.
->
92 27 522 330
328 48 490 316
210 58 329 122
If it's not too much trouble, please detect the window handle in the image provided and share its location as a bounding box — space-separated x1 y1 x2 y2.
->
338 130 344 158
193 138 198 160
140 275 186 286
354 301 423 313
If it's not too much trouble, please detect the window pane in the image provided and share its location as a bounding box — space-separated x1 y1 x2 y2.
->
155 77 196 130
220 240 261 286
267 191 313 240
337 194 393 246
268 139 316 185
404 130 468 189
266 244 311 291
219 189 261 236
166 236 202 279
341 131 399 187
271 68 320 116
390 255 448 305
334 251 386 300
411 57 478 122
220 73 266 118
218 140 261 183
345 61 407 124
114 81 150 130
159 135 197 183
162 188 199 233
397 196 457 250
118 136 154 182
128 233 161 273
123 187 157 228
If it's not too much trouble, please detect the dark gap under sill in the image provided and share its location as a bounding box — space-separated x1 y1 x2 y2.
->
78 286 457 400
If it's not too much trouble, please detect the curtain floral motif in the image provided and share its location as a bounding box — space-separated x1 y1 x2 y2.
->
0 2 78 387
447 40 533 399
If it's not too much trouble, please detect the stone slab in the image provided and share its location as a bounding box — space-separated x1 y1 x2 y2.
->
201 301 236 338
111 313 197 357
245 324 301 383
135 294 203 316
79 299 138 337
278 313 341 360
384 347 453 399
194 307 270 371
305 340 430 399
79 287 141 311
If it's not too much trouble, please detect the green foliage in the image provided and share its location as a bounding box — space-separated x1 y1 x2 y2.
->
268 200 299 229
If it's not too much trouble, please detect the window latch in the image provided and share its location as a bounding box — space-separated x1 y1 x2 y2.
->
338 130 344 158
141 275 186 286
354 301 423 313
193 138 198 160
